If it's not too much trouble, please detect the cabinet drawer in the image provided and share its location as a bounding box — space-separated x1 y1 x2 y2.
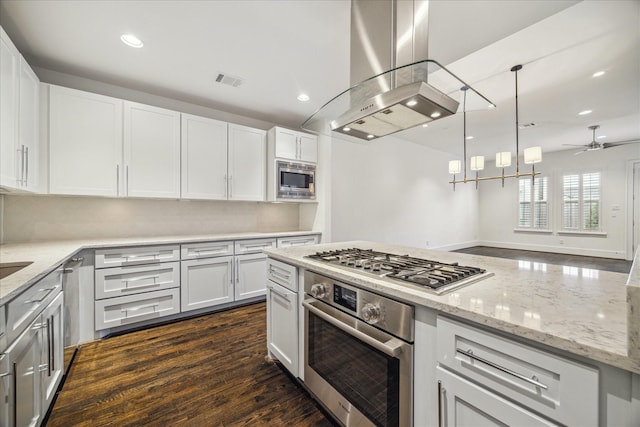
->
234 238 276 254
95 262 180 300
6 266 63 344
437 316 598 427
181 241 233 259
266 258 297 292
276 235 318 248
95 245 180 268
95 288 180 331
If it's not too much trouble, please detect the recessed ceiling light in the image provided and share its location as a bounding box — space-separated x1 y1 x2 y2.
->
578 110 592 116
422 124 429 128
343 127 351 132
430 112 441 118
596 135 606 139
297 93 310 102
465 136 474 140
367 134 374 139
406 99 418 107
120 34 144 48
592 71 606 78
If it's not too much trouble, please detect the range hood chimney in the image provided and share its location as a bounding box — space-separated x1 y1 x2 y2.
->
301 0 493 141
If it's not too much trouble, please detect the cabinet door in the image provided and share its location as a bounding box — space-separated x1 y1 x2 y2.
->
235 253 268 300
437 367 559 427
181 114 228 200
19 56 40 192
0 26 20 189
41 292 64 410
228 124 266 201
49 85 123 196
274 127 298 160
124 101 180 198
298 133 317 163
267 281 298 375
6 317 42 427
181 256 234 312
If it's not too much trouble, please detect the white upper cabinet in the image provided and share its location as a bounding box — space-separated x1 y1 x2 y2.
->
228 123 266 201
181 114 228 200
268 126 317 164
18 56 40 192
0 26 21 189
123 101 181 198
49 85 123 196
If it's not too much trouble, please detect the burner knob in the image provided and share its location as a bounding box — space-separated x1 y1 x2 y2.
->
361 303 381 324
310 283 328 299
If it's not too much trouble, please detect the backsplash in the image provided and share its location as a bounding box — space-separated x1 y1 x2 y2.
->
1 194 300 243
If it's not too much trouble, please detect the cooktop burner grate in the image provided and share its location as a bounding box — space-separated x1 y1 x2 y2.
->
306 248 492 293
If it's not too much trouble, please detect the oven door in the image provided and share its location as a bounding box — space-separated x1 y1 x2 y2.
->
303 298 412 427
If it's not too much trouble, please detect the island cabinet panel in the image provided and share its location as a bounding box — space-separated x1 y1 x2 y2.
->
267 281 298 375
436 366 559 427
437 316 598 427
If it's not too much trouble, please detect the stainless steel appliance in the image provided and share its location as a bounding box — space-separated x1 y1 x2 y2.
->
307 248 492 295
274 160 316 200
303 270 414 427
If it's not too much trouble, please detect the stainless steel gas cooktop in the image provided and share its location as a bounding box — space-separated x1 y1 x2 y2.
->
306 248 493 294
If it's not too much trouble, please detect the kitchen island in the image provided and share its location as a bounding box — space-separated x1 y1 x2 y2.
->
264 240 640 427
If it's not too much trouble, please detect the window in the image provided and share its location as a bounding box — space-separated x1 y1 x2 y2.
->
518 176 548 229
562 172 601 231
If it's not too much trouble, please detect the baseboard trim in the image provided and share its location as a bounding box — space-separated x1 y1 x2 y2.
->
433 240 481 251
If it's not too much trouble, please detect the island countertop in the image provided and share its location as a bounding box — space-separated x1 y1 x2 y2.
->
264 240 640 374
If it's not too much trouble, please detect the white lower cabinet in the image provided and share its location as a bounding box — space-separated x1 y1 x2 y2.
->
436 366 558 427
266 281 297 375
95 288 180 330
181 256 234 312
276 234 319 248
266 258 299 376
235 253 268 300
40 292 64 412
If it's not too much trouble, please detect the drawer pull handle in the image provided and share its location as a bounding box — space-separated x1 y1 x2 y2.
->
122 303 159 314
269 267 291 278
193 249 227 256
268 285 290 302
123 274 161 283
243 244 271 250
456 348 549 390
24 287 56 304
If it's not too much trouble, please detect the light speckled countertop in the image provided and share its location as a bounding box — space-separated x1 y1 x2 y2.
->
264 241 640 374
0 231 320 305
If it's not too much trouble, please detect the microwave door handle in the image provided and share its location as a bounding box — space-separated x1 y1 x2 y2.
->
302 300 403 357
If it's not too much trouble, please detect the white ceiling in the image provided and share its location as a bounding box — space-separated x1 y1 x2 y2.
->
1 0 638 158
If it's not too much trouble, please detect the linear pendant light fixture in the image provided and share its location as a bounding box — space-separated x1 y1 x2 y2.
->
449 64 542 190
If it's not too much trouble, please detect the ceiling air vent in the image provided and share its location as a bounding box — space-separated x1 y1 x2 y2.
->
215 72 244 88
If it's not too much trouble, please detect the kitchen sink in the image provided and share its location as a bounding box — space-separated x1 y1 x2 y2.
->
0 261 33 279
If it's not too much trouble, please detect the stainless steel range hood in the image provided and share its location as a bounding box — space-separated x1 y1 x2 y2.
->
301 0 493 141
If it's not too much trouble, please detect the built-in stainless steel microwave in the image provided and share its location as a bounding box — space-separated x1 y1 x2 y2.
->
275 160 316 200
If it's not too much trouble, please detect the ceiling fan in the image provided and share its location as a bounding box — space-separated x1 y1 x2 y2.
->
563 125 640 155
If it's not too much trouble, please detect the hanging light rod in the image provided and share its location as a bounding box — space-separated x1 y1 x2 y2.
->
448 64 542 191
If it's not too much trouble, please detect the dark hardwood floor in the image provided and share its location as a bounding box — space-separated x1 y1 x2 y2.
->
46 302 336 427
453 246 632 274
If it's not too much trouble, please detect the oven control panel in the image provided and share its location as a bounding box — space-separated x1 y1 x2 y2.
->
304 270 414 342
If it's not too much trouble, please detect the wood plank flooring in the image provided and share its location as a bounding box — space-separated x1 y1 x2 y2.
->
453 246 632 274
46 302 336 427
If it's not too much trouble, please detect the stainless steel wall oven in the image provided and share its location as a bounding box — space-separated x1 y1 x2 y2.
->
303 271 414 427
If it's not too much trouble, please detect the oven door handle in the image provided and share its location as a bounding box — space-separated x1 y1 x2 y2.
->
303 300 403 358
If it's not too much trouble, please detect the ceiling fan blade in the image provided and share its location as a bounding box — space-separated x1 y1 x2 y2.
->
562 143 587 147
573 149 587 156
602 139 640 149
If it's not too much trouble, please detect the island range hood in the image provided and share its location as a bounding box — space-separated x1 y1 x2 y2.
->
302 0 493 141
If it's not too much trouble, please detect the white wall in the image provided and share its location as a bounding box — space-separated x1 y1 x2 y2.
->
478 143 640 259
331 135 479 250
2 194 300 243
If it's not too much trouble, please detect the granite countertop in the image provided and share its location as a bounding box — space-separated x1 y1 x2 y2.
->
264 240 640 375
0 231 320 305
